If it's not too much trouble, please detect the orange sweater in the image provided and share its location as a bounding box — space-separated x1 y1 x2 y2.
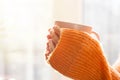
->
47 28 120 80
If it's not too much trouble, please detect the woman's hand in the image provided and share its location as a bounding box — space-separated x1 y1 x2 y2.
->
45 26 60 59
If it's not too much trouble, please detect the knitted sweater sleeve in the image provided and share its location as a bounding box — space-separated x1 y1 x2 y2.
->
48 28 120 80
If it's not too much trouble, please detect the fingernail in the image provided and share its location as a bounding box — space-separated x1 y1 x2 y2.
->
47 35 51 39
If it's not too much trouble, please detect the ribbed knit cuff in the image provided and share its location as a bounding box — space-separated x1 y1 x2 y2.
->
48 28 111 80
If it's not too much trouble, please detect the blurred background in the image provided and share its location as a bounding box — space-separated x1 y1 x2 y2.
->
0 0 120 80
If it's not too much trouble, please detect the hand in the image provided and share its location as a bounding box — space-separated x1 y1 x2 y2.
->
45 26 60 59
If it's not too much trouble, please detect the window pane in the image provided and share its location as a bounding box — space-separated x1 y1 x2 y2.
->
83 0 120 64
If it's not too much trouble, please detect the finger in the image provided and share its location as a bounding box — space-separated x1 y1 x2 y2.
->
52 32 59 45
48 39 55 52
47 34 51 39
53 25 60 37
49 28 59 45
49 28 53 36
45 42 50 60
46 42 49 51
45 50 50 60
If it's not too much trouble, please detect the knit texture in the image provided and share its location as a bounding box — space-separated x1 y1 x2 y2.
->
48 28 120 80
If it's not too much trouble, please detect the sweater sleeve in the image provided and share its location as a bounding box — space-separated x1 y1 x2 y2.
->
48 28 119 80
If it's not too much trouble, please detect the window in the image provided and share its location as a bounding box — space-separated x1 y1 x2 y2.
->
83 0 120 65
0 0 55 80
